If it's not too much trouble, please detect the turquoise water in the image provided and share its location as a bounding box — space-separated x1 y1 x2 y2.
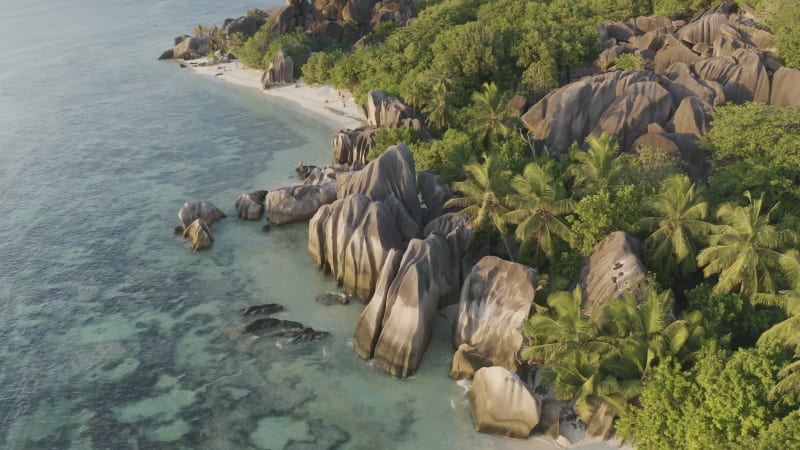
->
0 1 563 448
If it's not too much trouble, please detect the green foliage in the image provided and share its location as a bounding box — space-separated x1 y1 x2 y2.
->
567 134 627 197
687 283 776 349
230 27 313 70
466 82 517 147
246 8 268 19
615 52 645 71
520 58 559 101
640 174 713 281
697 191 798 298
652 0 712 18
759 0 800 69
617 343 795 449
701 103 800 217
367 127 422 161
620 144 683 194
301 50 343 85
569 185 648 255
444 155 514 255
411 129 476 183
523 284 704 421
504 162 575 265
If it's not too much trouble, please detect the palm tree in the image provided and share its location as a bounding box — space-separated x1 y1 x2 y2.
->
756 250 800 404
697 191 798 298
640 174 714 280
444 155 513 257
568 133 627 197
420 70 453 131
504 163 575 264
467 82 518 147
522 286 602 363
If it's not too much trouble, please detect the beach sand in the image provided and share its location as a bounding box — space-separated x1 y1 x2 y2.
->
184 58 367 130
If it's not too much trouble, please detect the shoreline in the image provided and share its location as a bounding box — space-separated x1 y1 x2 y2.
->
182 58 367 131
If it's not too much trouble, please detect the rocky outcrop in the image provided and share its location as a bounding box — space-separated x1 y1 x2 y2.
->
450 257 536 380
336 144 422 227
265 184 336 225
235 190 268 220
352 235 460 377
223 15 266 39
261 50 294 88
172 36 211 60
332 126 379 166
177 201 226 229
309 194 416 298
579 231 646 315
364 90 423 130
183 219 213 251
770 67 800 107
417 171 453 224
590 80 673 151
467 366 540 439
266 0 316 34
522 7 798 165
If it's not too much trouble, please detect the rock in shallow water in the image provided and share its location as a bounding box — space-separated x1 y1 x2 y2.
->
242 303 284 316
182 219 213 251
467 366 540 439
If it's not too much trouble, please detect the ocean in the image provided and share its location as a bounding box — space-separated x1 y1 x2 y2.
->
0 0 556 448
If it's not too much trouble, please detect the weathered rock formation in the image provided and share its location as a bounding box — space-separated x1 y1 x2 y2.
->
579 231 646 315
170 36 211 60
262 50 294 88
182 219 214 251
524 6 800 162
336 144 422 227
265 184 336 225
177 201 226 229
309 194 415 298
352 235 460 377
223 15 266 39
450 256 537 379
235 190 268 220
467 366 540 439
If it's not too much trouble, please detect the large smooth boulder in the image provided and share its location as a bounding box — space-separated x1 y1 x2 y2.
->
309 194 416 299
417 170 452 224
591 81 674 151
182 219 213 251
579 231 646 315
223 15 265 39
266 184 336 225
235 190 267 220
635 15 673 33
336 144 422 227
521 71 655 155
467 366 540 439
664 62 725 106
332 126 378 166
262 50 294 88
677 13 729 45
353 235 460 377
654 44 701 75
342 0 372 25
450 256 537 380
693 50 770 104
178 201 225 229
364 90 420 130
173 36 211 60
770 67 800 107
671 96 711 135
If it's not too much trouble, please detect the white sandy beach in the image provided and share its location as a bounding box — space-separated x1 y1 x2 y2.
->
184 58 367 130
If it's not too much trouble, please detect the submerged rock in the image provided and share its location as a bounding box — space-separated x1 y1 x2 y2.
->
242 303 285 316
235 190 267 220
182 218 213 251
275 327 330 342
315 292 353 305
177 201 226 230
241 318 304 334
467 366 540 439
